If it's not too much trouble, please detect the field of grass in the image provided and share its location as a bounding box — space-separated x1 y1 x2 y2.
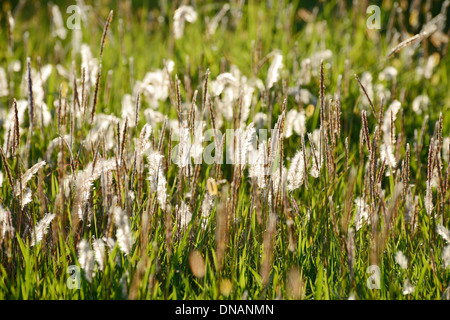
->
0 0 449 300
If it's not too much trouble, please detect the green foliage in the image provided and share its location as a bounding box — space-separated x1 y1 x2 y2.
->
0 0 449 300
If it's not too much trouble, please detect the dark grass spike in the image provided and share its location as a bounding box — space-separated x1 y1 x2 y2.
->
120 118 128 167
329 99 335 148
176 127 186 200
437 154 445 215
57 132 65 183
175 75 182 124
91 140 101 177
0 147 14 190
70 100 74 149
277 99 287 203
214 135 225 181
90 64 102 123
264 138 271 199
81 67 86 119
134 92 140 128
336 98 342 140
426 138 435 215
446 160 450 225
130 149 137 190
307 133 319 174
100 10 114 59
323 121 334 179
6 128 11 158
189 163 202 211
13 99 20 153
202 69 210 116
234 89 242 133
319 62 326 172
355 74 377 120
301 135 308 190
390 110 394 146
158 117 168 154
359 128 365 170
377 159 386 185
63 97 68 127
150 162 161 219
370 126 378 204
342 137 348 172
167 128 173 174
436 113 444 157
189 89 198 134
114 151 123 208
361 111 371 153
319 61 325 126
15 148 23 209
207 96 217 147
403 143 410 198
58 134 75 177
72 63 81 113
376 99 384 144
116 121 121 161
434 114 445 214
26 57 34 130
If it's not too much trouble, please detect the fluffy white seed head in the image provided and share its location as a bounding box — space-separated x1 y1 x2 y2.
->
395 251 408 270
178 201 192 231
147 150 168 209
266 51 283 89
173 6 198 39
51 5 67 39
284 109 306 138
201 193 215 229
354 197 369 231
443 245 450 269
402 279 415 295
30 213 56 246
15 161 46 196
437 224 450 243
287 149 305 191
0 205 15 240
93 238 106 272
412 95 430 115
0 67 8 97
78 239 95 283
113 206 132 255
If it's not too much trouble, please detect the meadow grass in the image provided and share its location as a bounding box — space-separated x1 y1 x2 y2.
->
0 0 449 300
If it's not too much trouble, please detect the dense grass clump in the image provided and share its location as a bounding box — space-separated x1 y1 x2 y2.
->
0 0 449 300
